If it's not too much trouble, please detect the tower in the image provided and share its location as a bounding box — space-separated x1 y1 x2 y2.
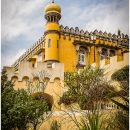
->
44 1 61 63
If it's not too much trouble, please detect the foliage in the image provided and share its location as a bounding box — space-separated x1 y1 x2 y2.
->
111 65 129 82
50 120 60 130
59 91 77 105
60 66 129 130
1 69 50 130
32 92 53 111
1 68 14 93
109 65 129 130
1 69 16 130
111 66 129 112
27 96 50 130
62 66 114 110
59 66 114 130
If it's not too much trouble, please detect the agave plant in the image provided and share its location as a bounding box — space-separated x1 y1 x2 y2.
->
80 111 102 130
50 120 60 130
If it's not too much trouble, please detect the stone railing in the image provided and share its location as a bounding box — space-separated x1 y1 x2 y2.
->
12 35 45 69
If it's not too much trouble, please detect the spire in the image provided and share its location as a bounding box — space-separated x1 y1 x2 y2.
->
52 0 54 3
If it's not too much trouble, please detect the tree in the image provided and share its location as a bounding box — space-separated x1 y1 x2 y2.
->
27 70 51 94
1 69 51 130
59 66 129 130
26 70 53 130
59 66 114 130
60 66 113 110
1 68 14 92
1 69 16 130
8 89 31 130
28 94 51 130
8 89 49 130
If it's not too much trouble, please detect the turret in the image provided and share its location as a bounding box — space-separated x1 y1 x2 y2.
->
44 0 61 63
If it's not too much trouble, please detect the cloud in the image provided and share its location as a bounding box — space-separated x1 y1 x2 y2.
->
1 0 47 43
2 49 26 67
61 0 129 34
2 0 128 43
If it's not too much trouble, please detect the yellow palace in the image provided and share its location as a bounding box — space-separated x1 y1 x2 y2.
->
4 1 129 130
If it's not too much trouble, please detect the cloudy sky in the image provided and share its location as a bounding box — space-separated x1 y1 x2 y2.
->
1 0 129 68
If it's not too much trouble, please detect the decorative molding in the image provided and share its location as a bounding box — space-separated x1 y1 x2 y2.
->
44 30 60 35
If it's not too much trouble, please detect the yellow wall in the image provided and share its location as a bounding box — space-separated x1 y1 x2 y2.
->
58 35 101 72
59 35 77 72
89 46 95 64
95 47 100 67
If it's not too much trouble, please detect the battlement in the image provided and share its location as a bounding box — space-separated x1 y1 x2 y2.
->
5 62 64 83
59 25 129 47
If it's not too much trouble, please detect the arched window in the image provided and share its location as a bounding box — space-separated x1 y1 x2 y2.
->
78 49 86 65
101 48 108 60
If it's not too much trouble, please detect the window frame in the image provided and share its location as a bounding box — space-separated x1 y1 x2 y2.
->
78 50 86 65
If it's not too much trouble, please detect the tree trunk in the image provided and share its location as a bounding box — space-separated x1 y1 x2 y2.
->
33 124 37 130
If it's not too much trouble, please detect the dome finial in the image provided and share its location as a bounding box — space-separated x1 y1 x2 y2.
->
52 0 54 3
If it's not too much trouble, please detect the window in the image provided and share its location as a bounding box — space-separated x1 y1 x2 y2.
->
48 39 51 48
79 50 86 65
101 48 107 60
110 50 116 57
38 53 42 62
57 40 59 48
32 63 35 68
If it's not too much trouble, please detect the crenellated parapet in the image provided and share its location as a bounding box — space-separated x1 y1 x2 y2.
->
59 25 129 48
6 62 64 83
12 35 45 69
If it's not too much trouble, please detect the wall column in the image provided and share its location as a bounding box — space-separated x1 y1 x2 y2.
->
117 49 123 62
89 46 95 64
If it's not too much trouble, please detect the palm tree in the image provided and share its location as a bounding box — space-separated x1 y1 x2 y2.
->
108 66 129 130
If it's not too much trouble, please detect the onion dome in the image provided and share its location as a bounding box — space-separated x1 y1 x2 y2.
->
44 2 61 14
